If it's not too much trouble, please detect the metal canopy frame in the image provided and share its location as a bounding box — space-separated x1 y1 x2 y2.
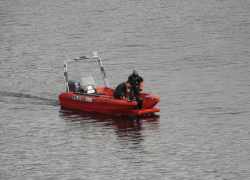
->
63 51 109 93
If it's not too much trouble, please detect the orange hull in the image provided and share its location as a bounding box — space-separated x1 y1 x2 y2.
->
58 87 160 115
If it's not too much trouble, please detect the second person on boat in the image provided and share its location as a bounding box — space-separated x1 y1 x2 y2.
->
113 81 131 99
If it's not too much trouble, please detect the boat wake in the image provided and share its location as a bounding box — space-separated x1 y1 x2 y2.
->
0 91 60 106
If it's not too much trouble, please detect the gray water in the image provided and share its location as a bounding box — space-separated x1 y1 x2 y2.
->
1 0 250 179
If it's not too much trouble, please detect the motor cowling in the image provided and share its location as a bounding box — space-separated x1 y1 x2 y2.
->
68 80 80 93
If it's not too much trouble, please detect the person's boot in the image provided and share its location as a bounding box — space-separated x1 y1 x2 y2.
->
133 102 138 110
138 99 143 109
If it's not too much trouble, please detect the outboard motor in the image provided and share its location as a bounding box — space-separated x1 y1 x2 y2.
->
68 80 80 93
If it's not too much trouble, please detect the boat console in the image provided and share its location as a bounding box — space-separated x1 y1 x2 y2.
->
68 75 104 95
81 76 97 94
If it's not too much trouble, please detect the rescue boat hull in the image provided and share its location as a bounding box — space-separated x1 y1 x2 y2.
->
58 87 160 116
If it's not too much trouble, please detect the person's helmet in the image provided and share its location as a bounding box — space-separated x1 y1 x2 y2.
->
133 68 137 73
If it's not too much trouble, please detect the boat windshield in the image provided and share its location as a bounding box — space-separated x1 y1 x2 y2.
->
81 75 96 87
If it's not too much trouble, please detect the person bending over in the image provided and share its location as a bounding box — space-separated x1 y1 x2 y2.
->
113 81 131 99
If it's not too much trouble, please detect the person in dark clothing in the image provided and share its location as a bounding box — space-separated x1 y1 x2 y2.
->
113 81 131 99
128 68 143 102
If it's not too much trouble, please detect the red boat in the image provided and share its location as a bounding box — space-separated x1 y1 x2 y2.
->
58 52 160 116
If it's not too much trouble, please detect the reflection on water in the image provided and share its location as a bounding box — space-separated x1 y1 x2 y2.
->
59 107 160 144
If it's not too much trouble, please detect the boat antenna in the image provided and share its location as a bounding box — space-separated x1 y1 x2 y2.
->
64 55 69 92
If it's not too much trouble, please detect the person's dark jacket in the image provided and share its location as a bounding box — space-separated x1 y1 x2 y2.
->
128 74 143 90
113 82 128 99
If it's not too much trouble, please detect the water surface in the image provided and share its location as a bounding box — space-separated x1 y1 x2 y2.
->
1 0 250 179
